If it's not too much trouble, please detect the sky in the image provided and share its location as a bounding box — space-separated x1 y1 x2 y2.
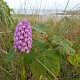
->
4 0 80 10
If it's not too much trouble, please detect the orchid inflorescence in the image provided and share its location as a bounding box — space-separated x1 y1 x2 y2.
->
14 19 32 53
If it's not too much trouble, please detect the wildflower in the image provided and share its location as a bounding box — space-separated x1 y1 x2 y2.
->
14 19 32 53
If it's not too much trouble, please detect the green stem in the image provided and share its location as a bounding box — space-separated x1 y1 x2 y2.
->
20 53 26 80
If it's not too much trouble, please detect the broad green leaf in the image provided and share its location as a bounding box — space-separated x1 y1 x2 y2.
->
30 49 60 79
76 50 80 61
32 23 46 34
39 49 61 76
33 38 48 52
60 41 75 54
68 51 80 67
30 60 52 80
65 39 73 47
43 49 61 61
52 35 75 54
42 57 60 76
68 55 77 66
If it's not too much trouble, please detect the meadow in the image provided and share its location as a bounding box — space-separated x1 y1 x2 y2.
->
0 0 80 80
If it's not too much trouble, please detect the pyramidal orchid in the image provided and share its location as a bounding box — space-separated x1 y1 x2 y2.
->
14 19 32 53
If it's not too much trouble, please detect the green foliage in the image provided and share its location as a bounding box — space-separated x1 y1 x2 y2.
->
0 0 14 28
31 22 76 79
30 39 59 79
32 23 46 34
33 38 48 52
1 1 80 79
24 48 35 65
68 50 80 67
51 35 75 54
30 59 52 80
30 49 60 79
38 49 61 76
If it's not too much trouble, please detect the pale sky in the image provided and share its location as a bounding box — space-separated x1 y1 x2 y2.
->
4 0 80 10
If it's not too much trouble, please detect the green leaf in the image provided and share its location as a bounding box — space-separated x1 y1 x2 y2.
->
40 49 61 76
30 49 61 79
33 38 48 52
76 50 80 61
32 23 46 34
68 55 77 66
43 57 60 76
30 59 52 80
43 49 61 61
68 50 80 67
52 35 75 54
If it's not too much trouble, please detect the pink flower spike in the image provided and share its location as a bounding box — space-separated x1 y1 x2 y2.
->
24 38 28 42
14 19 32 53
18 45 21 49
28 41 31 45
28 37 32 41
21 31 25 34
18 40 22 44
25 29 29 32
22 25 26 29
19 36 24 39
22 43 26 46
21 49 25 52
15 37 18 41
24 34 28 38
24 47 28 50
28 45 32 48
19 28 22 31
14 45 17 49
26 50 30 53
17 32 20 36
28 32 31 36
16 42 19 45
